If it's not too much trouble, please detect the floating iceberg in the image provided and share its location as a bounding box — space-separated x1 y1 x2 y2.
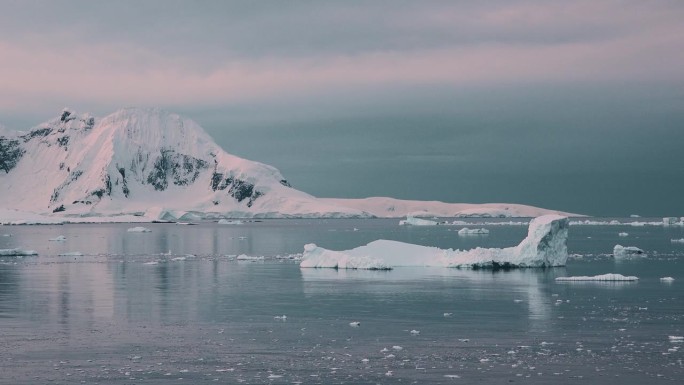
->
618 232 628 237
556 273 639 282
663 217 682 226
301 215 569 269
457 227 489 236
127 226 151 233
0 248 38 256
660 277 675 282
399 214 438 226
49 235 67 242
613 245 644 258
671 238 684 244
218 219 244 225
236 254 264 261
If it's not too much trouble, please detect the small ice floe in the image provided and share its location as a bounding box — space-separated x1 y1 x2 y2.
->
127 226 151 233
274 315 287 321
618 232 629 237
457 227 489 236
444 374 461 379
443 312 453 317
671 238 684 244
361 358 369 363
218 219 243 225
660 277 675 282
556 273 639 282
349 321 361 327
49 235 67 242
236 254 264 261
238 236 248 240
513 299 524 303
143 261 159 265
613 245 644 258
267 374 283 379
410 329 420 335
385 371 393 377
392 345 403 351
58 252 83 257
171 256 186 261
353 228 359 232
1 234 11 237
0 248 38 256
458 338 470 342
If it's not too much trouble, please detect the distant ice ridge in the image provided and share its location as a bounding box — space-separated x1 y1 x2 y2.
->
556 274 639 282
301 215 568 269
613 245 644 258
0 248 38 256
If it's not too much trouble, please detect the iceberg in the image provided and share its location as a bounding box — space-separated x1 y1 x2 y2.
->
0 248 38 256
49 235 67 242
457 227 490 236
556 273 639 282
663 217 682 226
671 238 684 244
660 277 675 282
301 215 569 269
618 232 628 237
613 245 644 258
399 214 438 226
127 226 151 233
218 219 244 225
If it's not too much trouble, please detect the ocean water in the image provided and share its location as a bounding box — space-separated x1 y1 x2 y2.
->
0 219 682 384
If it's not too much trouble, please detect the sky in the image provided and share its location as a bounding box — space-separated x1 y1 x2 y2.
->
0 0 683 216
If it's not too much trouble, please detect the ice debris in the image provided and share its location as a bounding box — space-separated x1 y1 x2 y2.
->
660 277 675 282
49 235 67 241
0 248 38 256
301 215 569 269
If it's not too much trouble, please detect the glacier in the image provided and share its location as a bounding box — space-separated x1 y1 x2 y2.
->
300 215 569 269
0 108 578 220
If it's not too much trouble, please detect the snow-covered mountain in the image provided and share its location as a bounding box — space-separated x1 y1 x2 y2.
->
0 108 578 220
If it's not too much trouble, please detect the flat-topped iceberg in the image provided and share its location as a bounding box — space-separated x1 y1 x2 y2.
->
0 248 38 256
301 215 569 269
556 273 639 282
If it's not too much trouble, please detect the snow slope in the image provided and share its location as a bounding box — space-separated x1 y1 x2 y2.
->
301 215 569 269
1 108 577 220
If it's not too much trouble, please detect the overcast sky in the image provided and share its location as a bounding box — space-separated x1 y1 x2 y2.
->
1 0 683 216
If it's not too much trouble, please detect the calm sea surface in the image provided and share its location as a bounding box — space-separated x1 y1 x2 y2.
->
0 219 682 384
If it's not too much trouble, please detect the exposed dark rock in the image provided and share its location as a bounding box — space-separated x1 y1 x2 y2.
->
0 137 24 173
279 179 291 187
57 136 69 149
52 205 65 213
147 149 209 191
21 127 52 142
